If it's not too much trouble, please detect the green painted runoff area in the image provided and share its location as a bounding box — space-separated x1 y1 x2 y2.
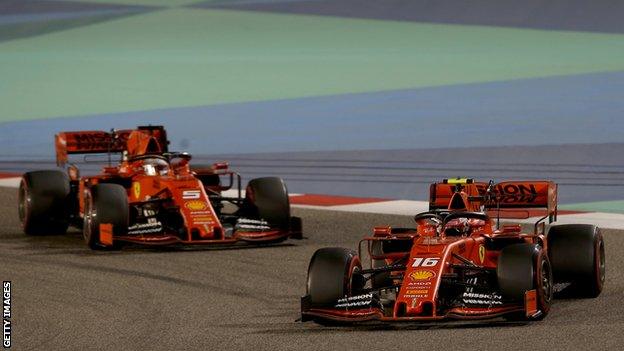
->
43 0 203 6
561 201 624 214
2 8 624 122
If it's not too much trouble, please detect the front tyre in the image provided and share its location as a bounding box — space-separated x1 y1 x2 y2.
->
243 177 290 229
306 247 364 308
497 243 553 320
83 184 129 250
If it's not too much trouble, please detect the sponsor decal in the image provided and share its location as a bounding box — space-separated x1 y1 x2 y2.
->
128 221 163 235
182 190 201 199
185 200 207 211
406 289 428 295
192 217 214 223
133 182 141 199
412 257 439 267
461 292 503 306
422 237 440 245
479 245 486 264
473 182 542 204
460 276 503 306
553 282 571 293
408 280 432 287
68 132 129 151
236 218 271 231
190 211 210 215
335 293 374 308
3 281 11 348
409 270 435 281
404 289 428 298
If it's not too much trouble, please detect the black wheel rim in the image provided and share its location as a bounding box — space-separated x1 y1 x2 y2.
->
541 257 553 304
18 182 29 224
347 258 365 295
83 195 94 243
599 239 606 284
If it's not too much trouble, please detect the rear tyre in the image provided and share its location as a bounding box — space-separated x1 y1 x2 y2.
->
497 243 553 320
306 247 364 307
19 170 70 235
244 177 290 229
83 184 128 250
548 224 605 298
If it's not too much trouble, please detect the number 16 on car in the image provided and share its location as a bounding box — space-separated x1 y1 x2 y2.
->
412 258 439 267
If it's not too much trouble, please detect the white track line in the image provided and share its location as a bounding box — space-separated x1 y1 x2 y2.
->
1 178 622 229
293 200 429 216
0 177 20 188
293 199 624 230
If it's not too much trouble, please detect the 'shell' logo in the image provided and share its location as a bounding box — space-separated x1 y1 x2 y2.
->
409 270 435 281
185 200 207 211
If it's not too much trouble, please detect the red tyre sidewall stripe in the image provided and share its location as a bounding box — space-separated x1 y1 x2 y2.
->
594 229 604 292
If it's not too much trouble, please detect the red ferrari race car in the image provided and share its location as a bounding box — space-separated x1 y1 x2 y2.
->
18 125 302 249
301 178 605 323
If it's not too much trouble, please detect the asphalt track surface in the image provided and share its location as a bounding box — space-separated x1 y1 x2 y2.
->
1 186 623 350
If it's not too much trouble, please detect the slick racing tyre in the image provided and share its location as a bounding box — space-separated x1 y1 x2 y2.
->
83 184 128 250
19 170 70 235
243 177 290 229
497 243 553 320
307 248 365 307
548 224 605 298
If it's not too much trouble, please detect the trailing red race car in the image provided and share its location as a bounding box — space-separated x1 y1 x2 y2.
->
301 178 605 323
18 125 302 250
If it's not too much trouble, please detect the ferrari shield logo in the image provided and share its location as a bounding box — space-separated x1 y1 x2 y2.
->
479 245 486 264
133 182 141 199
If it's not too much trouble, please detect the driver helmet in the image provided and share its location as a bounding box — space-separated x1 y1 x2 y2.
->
141 157 169 176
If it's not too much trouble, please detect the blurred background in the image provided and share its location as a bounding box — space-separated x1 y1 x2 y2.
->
1 0 623 210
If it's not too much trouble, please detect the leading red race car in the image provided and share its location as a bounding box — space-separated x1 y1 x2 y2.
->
18 125 302 249
301 178 605 323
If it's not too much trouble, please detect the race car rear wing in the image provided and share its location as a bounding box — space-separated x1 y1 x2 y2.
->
429 179 558 220
55 126 169 166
